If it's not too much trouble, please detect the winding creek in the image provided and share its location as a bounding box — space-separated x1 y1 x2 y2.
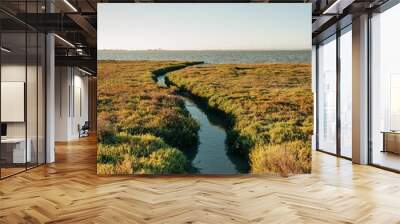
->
156 67 249 174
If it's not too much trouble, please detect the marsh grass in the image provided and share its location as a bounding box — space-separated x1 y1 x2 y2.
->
97 61 200 174
168 63 312 175
97 61 312 175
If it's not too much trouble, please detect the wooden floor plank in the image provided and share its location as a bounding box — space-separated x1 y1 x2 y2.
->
0 136 399 223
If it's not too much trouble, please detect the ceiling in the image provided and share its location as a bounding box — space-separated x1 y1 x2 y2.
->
0 0 97 74
311 0 391 43
0 0 395 73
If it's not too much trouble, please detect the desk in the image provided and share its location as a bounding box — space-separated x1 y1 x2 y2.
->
1 138 31 163
381 131 400 154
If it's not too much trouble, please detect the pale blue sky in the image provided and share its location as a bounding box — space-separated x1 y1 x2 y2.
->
98 3 311 50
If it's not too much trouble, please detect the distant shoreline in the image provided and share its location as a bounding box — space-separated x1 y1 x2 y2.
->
97 50 311 64
98 49 311 52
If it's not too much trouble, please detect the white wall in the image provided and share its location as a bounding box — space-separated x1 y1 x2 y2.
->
1 65 26 140
1 63 46 164
55 66 89 141
1 65 35 138
55 66 70 141
1 64 25 81
72 72 89 138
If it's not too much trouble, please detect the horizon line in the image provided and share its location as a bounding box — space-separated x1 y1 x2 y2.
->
98 49 311 51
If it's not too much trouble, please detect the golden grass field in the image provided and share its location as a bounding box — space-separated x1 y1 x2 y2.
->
97 61 312 175
168 63 312 175
97 61 200 174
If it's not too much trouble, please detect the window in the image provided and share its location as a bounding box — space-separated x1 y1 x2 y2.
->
339 26 352 158
317 35 337 154
370 3 400 171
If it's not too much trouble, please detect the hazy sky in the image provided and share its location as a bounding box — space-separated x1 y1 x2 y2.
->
98 4 311 51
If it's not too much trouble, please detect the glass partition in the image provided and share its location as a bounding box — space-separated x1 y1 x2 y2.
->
1 31 28 177
317 35 337 154
0 3 46 179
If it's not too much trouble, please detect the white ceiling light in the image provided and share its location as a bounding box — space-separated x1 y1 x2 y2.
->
54 34 75 48
1 47 11 53
63 0 78 12
76 48 85 55
78 67 93 76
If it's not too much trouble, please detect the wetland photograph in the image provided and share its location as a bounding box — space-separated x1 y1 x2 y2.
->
97 3 312 175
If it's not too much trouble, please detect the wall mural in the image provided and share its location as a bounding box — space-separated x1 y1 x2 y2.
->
97 3 313 175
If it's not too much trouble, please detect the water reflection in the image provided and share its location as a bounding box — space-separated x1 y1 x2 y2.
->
157 73 249 174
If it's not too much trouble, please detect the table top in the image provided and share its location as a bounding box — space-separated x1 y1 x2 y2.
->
1 138 30 143
381 131 400 134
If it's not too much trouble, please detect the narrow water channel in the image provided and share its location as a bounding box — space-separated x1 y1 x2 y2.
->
156 71 249 174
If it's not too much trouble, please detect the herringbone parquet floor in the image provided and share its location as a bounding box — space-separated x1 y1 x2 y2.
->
1 136 400 224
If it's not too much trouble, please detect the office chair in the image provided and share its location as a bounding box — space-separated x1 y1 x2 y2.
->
79 121 90 138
